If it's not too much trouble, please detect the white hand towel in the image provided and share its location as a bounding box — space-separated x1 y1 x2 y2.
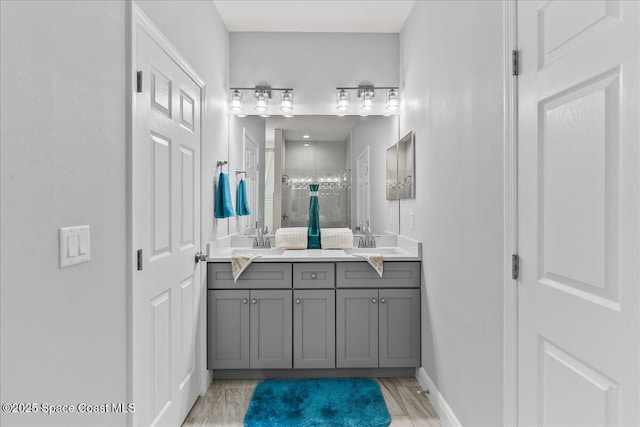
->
275 227 308 249
231 254 261 282
321 228 353 249
351 253 384 277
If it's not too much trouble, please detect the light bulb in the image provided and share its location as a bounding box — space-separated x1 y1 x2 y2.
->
280 90 293 113
361 89 374 111
386 88 399 111
230 90 243 112
336 90 350 112
254 90 269 112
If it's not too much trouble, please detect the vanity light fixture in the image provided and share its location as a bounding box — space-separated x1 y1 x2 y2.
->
230 89 243 112
335 84 399 114
386 88 399 111
229 85 294 117
280 90 293 113
336 89 350 113
254 89 269 112
360 87 375 111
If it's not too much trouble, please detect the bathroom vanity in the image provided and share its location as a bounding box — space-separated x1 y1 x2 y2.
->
206 247 421 379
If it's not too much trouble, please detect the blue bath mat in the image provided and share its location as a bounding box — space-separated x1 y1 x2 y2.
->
244 378 391 427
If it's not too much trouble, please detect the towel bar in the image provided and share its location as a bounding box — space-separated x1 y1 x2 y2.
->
236 169 247 176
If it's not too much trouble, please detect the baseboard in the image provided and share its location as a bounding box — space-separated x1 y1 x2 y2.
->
212 367 415 380
415 367 462 427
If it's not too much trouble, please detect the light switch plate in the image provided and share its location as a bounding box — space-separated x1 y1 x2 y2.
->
60 225 90 268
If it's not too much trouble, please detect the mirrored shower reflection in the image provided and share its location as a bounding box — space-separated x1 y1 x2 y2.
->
281 170 351 228
281 139 351 229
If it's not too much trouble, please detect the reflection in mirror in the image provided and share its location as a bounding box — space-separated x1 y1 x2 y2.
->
398 131 415 199
386 144 398 200
234 115 400 235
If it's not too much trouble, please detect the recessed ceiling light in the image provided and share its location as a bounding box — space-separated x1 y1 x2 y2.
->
303 135 310 139
304 143 310 147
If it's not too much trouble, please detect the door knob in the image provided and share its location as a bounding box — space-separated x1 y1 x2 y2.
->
310 273 317 279
295 299 302 304
242 298 248 304
371 298 377 304
380 298 386 304
251 299 258 304
194 251 207 263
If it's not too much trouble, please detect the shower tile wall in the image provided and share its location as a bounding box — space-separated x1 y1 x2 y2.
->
282 140 350 228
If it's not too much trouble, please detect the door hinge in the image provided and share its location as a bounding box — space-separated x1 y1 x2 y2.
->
137 249 143 271
512 254 519 280
136 71 142 93
512 50 519 76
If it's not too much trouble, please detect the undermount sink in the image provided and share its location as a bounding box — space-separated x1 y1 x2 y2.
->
344 247 400 255
232 248 285 255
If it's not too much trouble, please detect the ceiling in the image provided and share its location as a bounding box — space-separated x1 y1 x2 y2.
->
213 1 415 33
266 115 360 144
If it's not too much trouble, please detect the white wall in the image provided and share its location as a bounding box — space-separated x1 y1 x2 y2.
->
230 32 399 116
400 2 505 426
0 2 128 426
350 116 400 234
1 2 229 426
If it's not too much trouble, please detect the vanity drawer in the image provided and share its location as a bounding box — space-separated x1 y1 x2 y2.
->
208 263 292 289
293 263 335 288
336 261 420 288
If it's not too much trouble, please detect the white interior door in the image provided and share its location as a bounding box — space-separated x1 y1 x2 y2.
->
357 147 370 227
244 131 259 231
132 13 202 427
517 1 639 425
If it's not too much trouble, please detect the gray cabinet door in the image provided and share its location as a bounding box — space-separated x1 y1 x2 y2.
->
250 290 292 369
379 289 421 367
208 290 250 369
293 290 335 369
336 289 379 368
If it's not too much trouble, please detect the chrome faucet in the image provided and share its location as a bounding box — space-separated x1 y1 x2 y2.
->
357 220 376 248
252 223 271 248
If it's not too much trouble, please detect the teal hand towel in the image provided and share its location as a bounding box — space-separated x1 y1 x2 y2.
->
214 172 235 219
236 179 251 216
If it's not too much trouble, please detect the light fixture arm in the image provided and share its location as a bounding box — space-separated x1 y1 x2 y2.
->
231 86 294 99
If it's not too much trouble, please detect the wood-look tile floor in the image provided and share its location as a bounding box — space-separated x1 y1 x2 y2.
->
182 378 441 427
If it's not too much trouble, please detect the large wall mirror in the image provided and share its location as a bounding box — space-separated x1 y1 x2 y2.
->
230 115 400 236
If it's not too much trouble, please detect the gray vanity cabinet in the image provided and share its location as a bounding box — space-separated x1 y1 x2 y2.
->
208 290 250 369
336 287 420 368
293 289 335 369
208 289 292 370
379 288 420 367
250 290 292 369
336 289 379 368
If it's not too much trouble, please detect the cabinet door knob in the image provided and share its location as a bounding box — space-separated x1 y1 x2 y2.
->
380 298 386 304
251 299 257 304
371 298 377 304
295 298 302 304
242 298 248 304
310 273 317 279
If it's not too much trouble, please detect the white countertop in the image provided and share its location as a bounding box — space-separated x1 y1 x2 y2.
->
206 235 422 262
